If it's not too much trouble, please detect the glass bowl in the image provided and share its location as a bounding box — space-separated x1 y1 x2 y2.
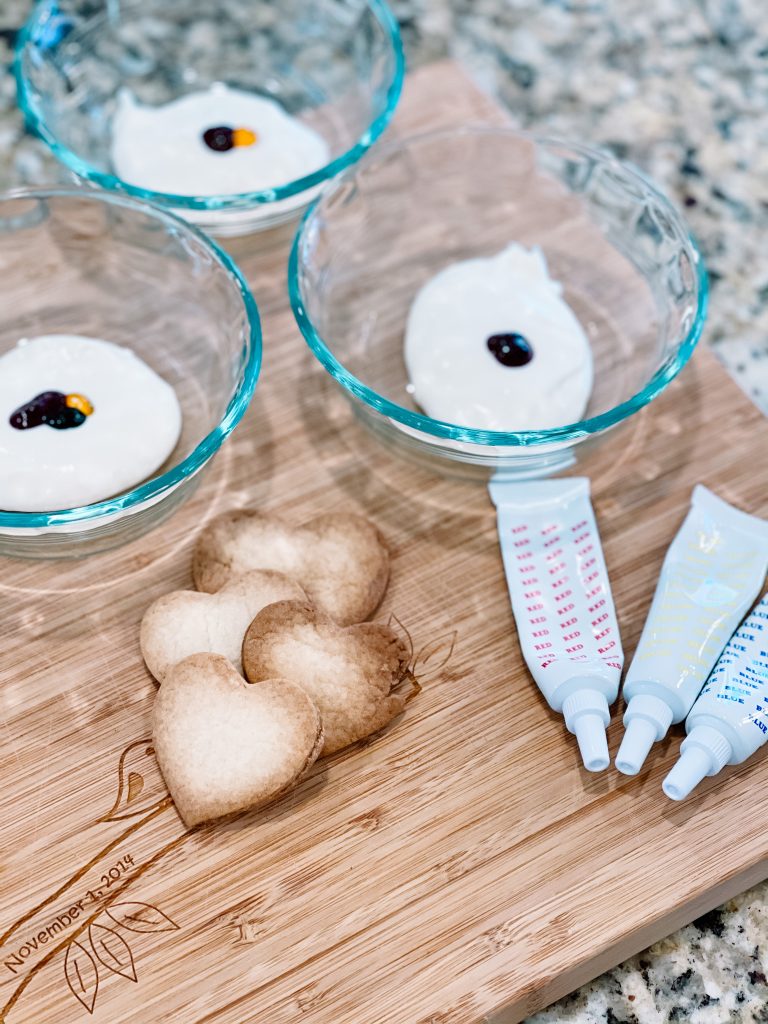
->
15 0 405 237
289 126 708 481
0 187 261 558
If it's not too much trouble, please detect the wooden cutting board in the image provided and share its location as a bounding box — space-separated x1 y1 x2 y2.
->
1 61 767 1024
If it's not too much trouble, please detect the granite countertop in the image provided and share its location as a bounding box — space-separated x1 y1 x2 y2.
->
2 1 768 1021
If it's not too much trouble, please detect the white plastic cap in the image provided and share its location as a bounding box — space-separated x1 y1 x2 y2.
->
615 693 674 775
662 725 733 801
562 689 611 772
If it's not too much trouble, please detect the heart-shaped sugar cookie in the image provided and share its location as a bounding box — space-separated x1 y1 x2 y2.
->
140 570 306 683
192 510 389 626
152 653 323 827
242 600 410 754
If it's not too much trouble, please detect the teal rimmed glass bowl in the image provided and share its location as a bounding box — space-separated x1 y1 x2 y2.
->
289 126 708 481
15 0 405 237
0 188 261 558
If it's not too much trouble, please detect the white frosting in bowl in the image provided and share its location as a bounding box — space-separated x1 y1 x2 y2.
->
110 84 330 200
404 243 593 432
0 335 182 512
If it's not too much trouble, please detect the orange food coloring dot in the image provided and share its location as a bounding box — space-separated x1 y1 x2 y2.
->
232 127 258 148
65 393 94 416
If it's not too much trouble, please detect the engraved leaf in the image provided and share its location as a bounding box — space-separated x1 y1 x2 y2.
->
64 939 99 1015
89 923 137 982
413 631 458 677
126 772 144 804
107 902 180 933
99 739 169 821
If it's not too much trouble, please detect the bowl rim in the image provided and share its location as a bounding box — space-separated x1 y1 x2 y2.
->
0 185 262 528
13 0 406 212
288 124 709 448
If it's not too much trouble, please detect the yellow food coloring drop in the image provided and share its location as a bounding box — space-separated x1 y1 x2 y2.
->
65 393 94 416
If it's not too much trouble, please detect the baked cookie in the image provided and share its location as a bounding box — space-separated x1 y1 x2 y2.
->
152 653 323 828
242 600 410 754
140 570 306 683
192 510 389 626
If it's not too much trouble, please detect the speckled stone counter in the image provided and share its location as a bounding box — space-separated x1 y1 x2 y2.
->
3 1 768 1021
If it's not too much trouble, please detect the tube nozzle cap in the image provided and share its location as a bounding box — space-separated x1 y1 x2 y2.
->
615 693 674 775
562 689 611 772
662 747 711 801
573 714 611 772
662 725 733 801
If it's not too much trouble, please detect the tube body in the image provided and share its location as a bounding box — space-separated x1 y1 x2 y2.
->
663 596 768 800
616 485 768 775
490 477 623 772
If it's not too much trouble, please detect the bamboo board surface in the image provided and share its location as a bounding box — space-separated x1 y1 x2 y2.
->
2 61 768 1024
